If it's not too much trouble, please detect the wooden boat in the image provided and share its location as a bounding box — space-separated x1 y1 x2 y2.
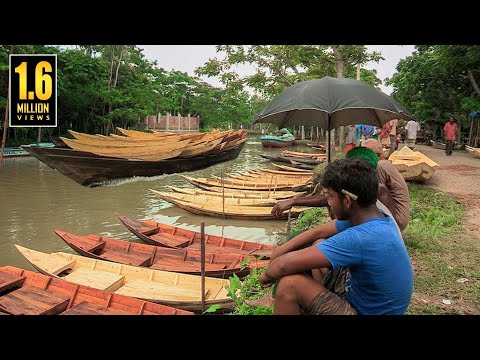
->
117 215 274 256
179 174 307 192
465 145 480 159
430 140 460 150
60 137 192 161
210 174 308 186
389 146 439 181
281 150 326 159
260 153 325 165
260 134 295 148
147 193 309 220
116 128 176 138
55 230 268 279
150 189 277 207
270 163 314 173
14 245 233 313
21 141 245 187
245 169 313 179
0 266 193 315
166 186 304 200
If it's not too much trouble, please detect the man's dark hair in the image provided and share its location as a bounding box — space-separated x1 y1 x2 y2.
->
321 158 378 207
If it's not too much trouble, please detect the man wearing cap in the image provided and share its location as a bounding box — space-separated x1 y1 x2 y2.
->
271 146 407 230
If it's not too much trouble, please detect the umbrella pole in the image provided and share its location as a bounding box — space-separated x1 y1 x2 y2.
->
327 130 331 163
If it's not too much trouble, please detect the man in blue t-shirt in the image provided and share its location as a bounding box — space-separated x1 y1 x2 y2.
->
259 158 414 315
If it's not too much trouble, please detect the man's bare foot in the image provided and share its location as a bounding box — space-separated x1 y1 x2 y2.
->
245 295 275 307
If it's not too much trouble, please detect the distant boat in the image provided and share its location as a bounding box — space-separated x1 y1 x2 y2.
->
261 128 295 148
0 265 192 315
430 140 460 150
2 142 54 158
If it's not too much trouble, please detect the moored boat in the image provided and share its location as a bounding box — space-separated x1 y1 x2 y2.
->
0 265 192 315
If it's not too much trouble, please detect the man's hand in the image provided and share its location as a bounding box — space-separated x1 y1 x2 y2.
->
259 271 276 288
271 198 294 217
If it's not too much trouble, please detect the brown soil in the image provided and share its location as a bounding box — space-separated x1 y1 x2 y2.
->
412 144 480 240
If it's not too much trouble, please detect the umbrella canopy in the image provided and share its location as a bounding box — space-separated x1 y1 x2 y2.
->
254 76 415 130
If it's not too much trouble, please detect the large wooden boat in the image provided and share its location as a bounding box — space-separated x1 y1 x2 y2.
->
166 186 304 200
0 266 193 315
21 141 245 187
150 189 277 207
15 245 233 313
465 145 480 159
389 146 439 181
117 215 274 256
55 230 268 279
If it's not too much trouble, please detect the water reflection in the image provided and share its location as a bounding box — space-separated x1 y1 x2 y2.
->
0 135 311 269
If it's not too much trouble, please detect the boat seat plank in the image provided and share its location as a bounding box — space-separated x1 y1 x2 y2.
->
39 257 76 276
99 251 152 267
63 269 125 292
139 226 160 236
61 301 130 315
0 270 26 293
74 239 107 253
150 233 191 248
150 258 227 272
114 280 208 302
0 286 70 315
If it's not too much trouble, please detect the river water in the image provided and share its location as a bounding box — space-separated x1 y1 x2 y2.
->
0 135 315 270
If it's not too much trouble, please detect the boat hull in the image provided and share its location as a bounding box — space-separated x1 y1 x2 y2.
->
22 142 245 187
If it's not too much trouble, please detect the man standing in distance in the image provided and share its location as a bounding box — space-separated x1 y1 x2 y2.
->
444 117 459 156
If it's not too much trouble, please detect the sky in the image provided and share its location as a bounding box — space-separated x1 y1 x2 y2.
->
138 45 416 95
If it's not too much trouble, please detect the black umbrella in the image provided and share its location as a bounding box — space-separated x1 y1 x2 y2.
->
253 76 415 161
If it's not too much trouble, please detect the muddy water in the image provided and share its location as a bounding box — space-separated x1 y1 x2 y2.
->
0 135 316 270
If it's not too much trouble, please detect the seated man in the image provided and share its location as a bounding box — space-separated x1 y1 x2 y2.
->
272 147 402 229
259 158 414 315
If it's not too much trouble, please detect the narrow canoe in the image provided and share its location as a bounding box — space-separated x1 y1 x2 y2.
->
270 163 314 173
166 185 303 200
150 189 277 207
55 230 269 279
117 215 274 256
14 245 233 313
0 265 192 315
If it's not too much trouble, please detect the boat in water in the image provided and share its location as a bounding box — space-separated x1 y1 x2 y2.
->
260 128 295 148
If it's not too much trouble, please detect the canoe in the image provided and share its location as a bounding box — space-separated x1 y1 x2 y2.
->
166 186 304 200
21 141 245 187
260 135 295 148
389 146 439 181
14 245 233 313
55 230 268 279
430 140 460 150
281 150 326 159
117 215 274 256
179 174 308 192
147 193 309 220
465 145 480 159
150 189 277 207
211 174 308 186
270 163 314 173
1 147 30 158
0 266 192 315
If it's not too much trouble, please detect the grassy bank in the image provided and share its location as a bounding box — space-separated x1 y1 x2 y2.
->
229 183 480 315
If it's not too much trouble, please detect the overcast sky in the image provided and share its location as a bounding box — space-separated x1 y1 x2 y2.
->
138 45 415 95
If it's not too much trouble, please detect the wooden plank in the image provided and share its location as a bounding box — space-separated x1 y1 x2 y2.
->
99 251 152 267
0 271 26 293
63 269 125 292
0 287 70 315
150 259 226 272
61 301 130 315
113 280 207 302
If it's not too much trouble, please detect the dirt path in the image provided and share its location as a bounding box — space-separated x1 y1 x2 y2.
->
412 144 480 240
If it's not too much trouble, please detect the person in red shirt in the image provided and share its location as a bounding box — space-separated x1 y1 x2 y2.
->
444 117 459 156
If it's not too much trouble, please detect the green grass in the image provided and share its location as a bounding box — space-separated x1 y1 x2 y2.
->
228 182 479 315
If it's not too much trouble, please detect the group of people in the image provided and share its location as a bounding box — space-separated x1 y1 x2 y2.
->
247 138 414 315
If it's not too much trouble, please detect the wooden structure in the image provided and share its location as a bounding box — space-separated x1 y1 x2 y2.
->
0 266 193 315
15 245 233 313
389 146 439 182
22 141 245 187
166 185 304 200
465 145 480 159
117 215 273 257
55 230 268 279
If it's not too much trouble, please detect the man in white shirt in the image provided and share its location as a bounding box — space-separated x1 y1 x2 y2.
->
405 120 420 150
